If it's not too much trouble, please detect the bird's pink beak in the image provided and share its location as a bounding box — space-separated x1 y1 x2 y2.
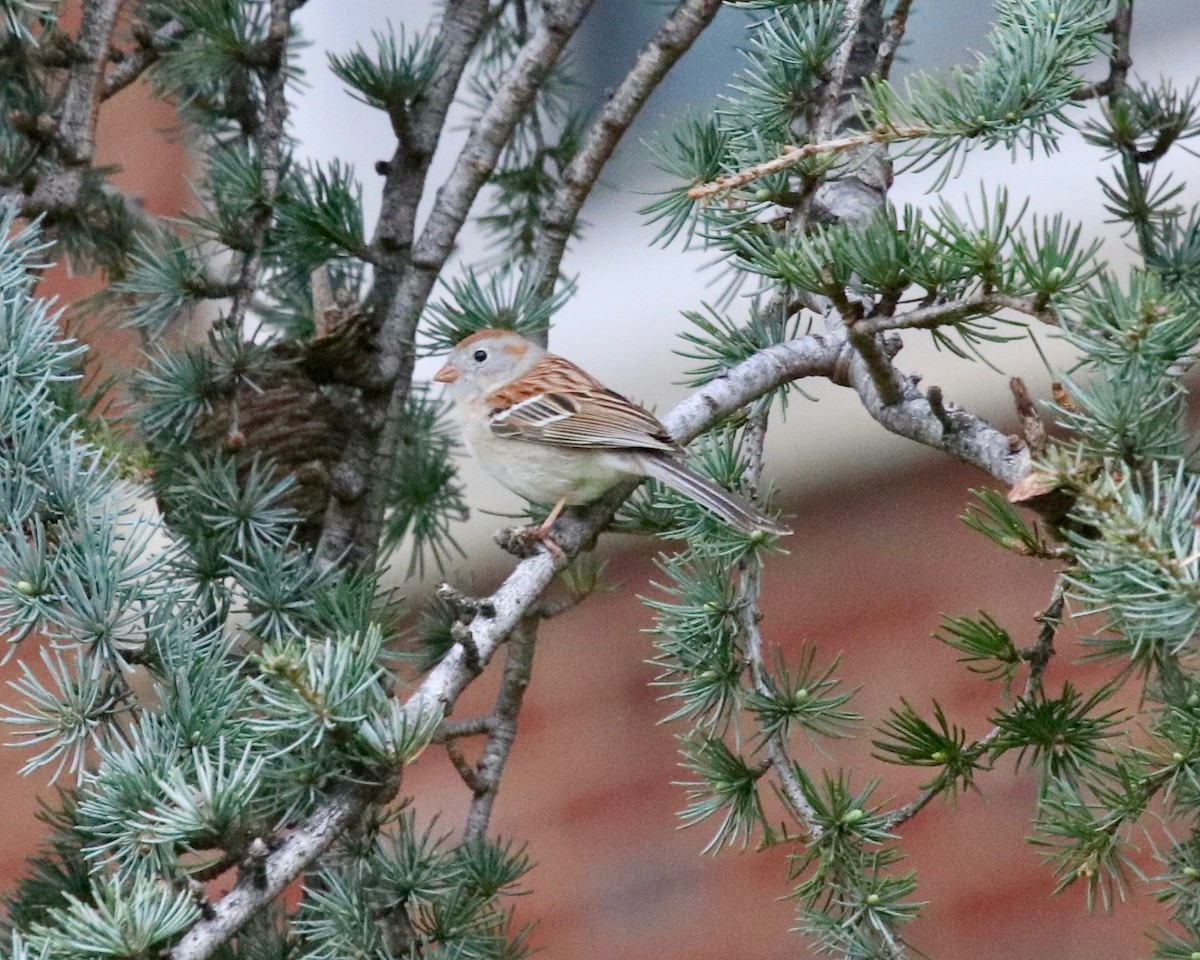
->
433 362 458 384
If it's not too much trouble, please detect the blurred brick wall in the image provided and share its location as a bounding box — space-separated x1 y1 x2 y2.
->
407 460 1162 959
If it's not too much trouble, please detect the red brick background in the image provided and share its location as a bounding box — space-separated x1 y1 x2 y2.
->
410 461 1162 959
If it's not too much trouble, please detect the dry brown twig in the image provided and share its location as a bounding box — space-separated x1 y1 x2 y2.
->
687 124 930 203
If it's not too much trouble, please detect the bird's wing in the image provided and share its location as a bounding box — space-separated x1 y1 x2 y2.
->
485 354 680 453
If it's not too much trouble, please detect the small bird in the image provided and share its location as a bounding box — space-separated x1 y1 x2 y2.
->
433 329 789 539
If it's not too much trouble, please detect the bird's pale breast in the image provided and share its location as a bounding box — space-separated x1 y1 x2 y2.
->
460 407 632 504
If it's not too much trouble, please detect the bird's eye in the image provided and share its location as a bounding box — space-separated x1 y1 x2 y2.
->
472 349 488 363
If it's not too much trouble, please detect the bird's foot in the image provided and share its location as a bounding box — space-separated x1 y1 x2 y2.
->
495 522 565 560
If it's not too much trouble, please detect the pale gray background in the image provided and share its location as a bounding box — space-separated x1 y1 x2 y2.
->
290 2 1199 552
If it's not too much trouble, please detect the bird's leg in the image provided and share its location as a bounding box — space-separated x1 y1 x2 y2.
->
531 498 568 560
536 497 568 539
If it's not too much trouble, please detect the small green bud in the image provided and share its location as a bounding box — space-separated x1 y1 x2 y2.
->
842 808 864 825
866 893 880 906
930 750 947 763
14 580 35 596
1182 866 1199 878
1174 752 1187 764
1188 692 1199 708
1046 266 1065 285
1190 952 1200 960
795 688 809 701
754 188 771 201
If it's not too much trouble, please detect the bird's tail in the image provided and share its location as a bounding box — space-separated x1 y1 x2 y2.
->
638 455 790 536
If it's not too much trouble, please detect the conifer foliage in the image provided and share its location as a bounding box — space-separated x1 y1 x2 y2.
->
1 0 1199 957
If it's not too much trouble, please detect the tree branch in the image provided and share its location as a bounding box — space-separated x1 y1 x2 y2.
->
832 269 903 407
739 409 824 840
102 18 188 100
687 124 929 202
854 292 1059 336
463 619 538 840
876 0 915 78
26 0 123 215
170 780 387 960
817 0 876 142
1069 0 1133 102
221 0 293 337
885 584 1065 829
316 0 492 569
376 0 597 386
434 715 497 743
368 0 492 266
839 347 1031 486
527 0 723 307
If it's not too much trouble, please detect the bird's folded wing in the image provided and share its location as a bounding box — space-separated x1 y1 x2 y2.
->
486 356 679 452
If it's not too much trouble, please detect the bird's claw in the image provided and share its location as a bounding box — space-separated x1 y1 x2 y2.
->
495 522 565 560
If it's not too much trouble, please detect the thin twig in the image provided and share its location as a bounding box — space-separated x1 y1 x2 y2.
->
511 0 547 157
845 328 904 405
434 715 497 742
854 292 1059 337
463 619 538 840
102 18 188 99
876 0 915 78
688 125 929 202
885 585 1065 829
1025 588 1063 693
1069 0 1133 102
738 408 824 841
884 722 1007 829
445 740 487 792
528 0 723 309
222 0 292 337
1009 376 1047 458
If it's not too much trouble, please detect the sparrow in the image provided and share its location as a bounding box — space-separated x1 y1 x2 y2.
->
433 329 789 539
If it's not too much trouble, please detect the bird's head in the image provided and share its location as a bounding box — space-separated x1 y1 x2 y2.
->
433 329 545 399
